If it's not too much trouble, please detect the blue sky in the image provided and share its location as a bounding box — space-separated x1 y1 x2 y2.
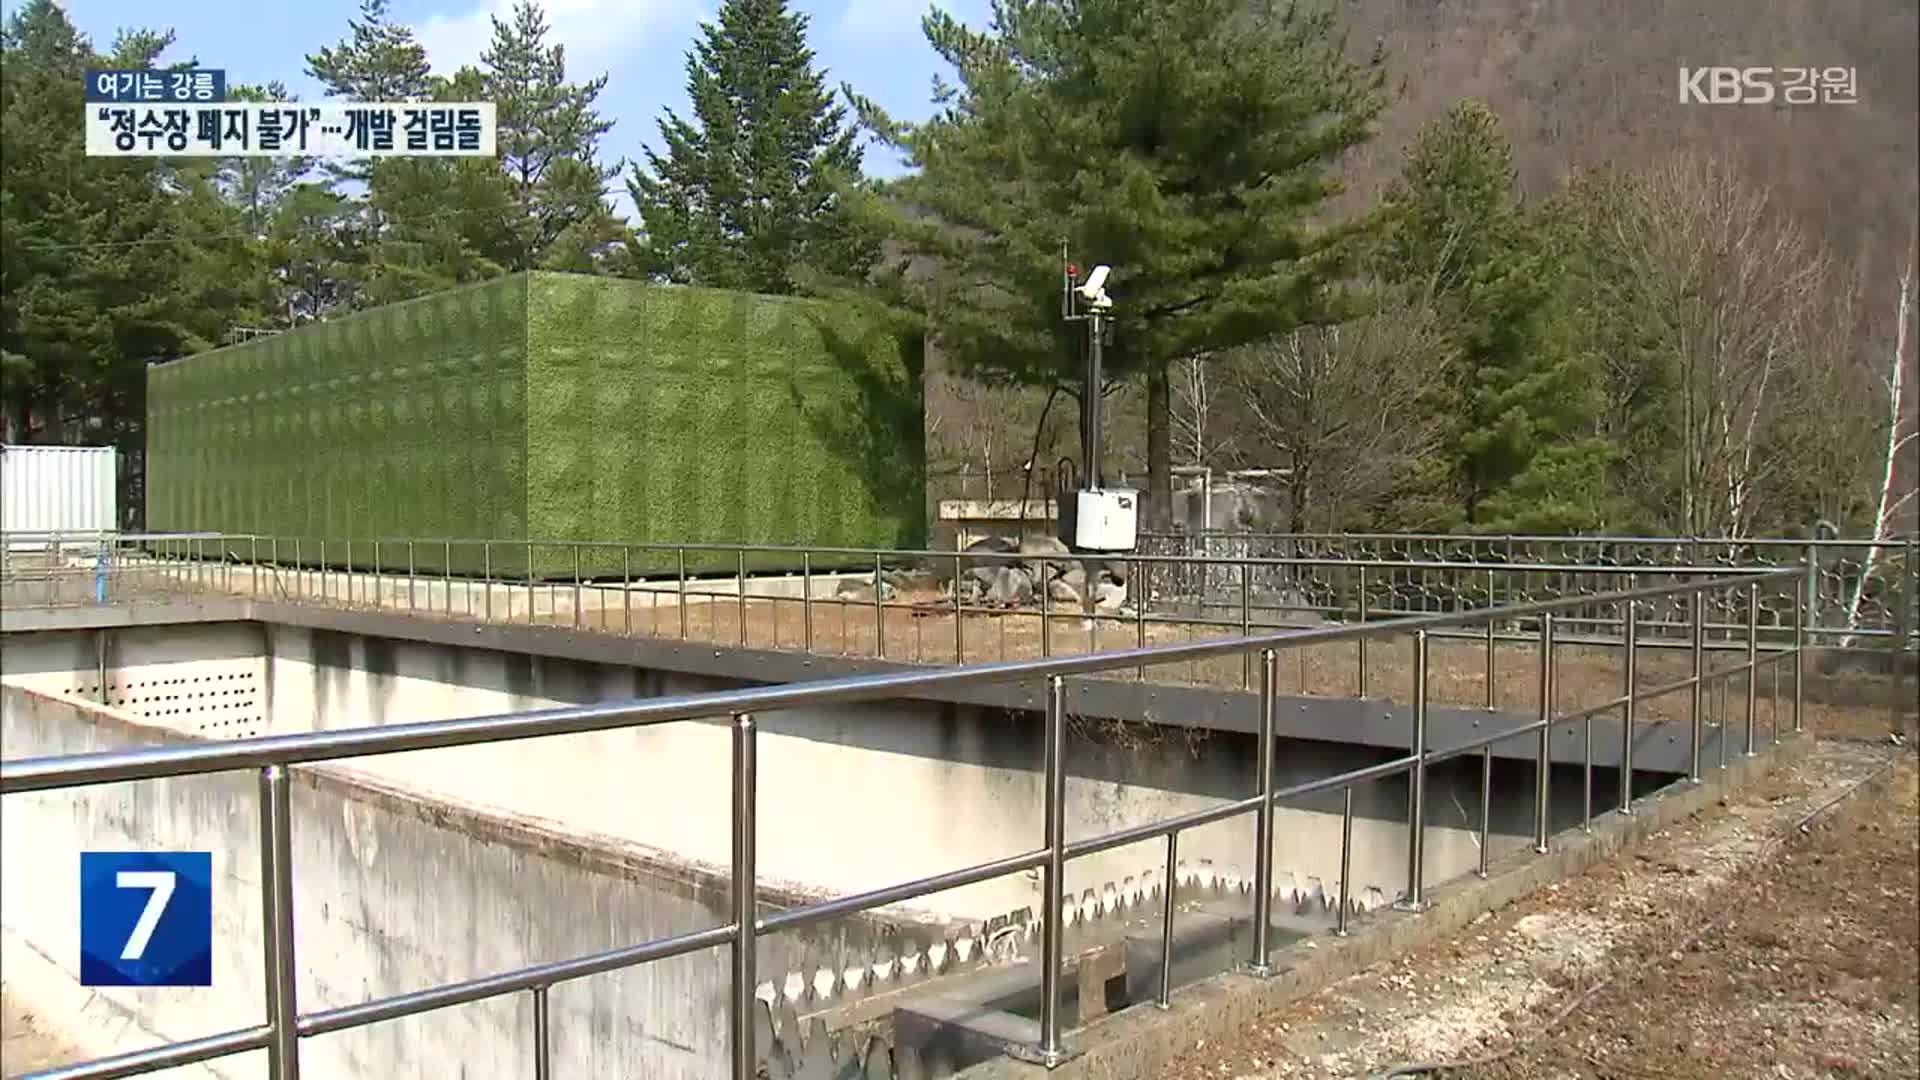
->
18 0 993 217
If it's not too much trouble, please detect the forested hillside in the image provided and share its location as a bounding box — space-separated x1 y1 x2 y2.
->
3 0 1913 539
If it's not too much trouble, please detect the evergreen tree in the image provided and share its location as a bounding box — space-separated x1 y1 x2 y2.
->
1379 100 1615 531
304 0 431 102
0 2 221 448
845 0 1386 527
630 0 877 293
481 0 627 270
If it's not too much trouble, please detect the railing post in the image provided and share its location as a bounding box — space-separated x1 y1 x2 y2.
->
1689 587 1705 781
259 765 300 1080
677 548 689 641
1399 631 1430 909
1356 565 1368 696
730 711 758 1080
1247 649 1277 975
1794 555 1807 733
1744 581 1759 756
1134 558 1147 681
1533 614 1554 854
1484 568 1497 710
531 985 551 1080
1335 785 1354 936
953 552 965 664
483 542 493 622
1039 554 1053 659
872 553 886 658
1240 564 1253 689
802 551 814 654
575 545 585 630
622 547 632 635
1620 601 1638 814
739 550 749 648
1157 830 1177 1008
1477 745 1492 878
1037 674 1068 1064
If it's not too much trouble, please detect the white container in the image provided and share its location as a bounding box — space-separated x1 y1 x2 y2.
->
1074 488 1139 551
1 444 119 544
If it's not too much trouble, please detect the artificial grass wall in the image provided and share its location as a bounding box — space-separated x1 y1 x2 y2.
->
146 272 925 577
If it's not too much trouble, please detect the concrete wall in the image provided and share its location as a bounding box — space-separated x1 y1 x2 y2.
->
251 626 1542 922
1 682 932 1080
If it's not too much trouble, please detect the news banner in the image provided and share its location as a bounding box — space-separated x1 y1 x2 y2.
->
84 66 495 157
70 66 491 993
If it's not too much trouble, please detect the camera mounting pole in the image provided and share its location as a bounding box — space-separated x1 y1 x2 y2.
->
1061 245 1134 552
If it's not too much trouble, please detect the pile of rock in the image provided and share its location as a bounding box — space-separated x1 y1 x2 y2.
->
944 535 1129 613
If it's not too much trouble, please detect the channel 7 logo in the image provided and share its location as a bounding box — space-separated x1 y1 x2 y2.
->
80 852 212 986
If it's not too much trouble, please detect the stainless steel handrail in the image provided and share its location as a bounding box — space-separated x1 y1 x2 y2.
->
3 567 1810 1080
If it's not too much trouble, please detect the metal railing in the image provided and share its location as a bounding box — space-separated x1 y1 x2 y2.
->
0 532 1841 711
1144 528 1919 655
1 564 1809 1079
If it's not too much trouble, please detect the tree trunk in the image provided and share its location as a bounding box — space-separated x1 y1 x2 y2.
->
1147 356 1173 532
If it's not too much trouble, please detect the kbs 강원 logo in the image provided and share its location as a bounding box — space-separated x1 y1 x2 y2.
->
79 852 213 986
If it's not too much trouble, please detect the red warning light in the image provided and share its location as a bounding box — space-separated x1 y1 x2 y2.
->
1067 263 1079 276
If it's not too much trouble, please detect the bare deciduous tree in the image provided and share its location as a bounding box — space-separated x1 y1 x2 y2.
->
1224 304 1448 532
1613 154 1849 538
1171 352 1229 468
1844 225 1918 644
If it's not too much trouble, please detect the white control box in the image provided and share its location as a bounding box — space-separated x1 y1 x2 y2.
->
1075 488 1139 551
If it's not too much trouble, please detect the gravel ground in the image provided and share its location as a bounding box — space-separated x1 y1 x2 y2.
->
1158 738 1918 1080
1 991 78 1077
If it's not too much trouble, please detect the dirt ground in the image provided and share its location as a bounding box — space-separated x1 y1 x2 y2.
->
1158 738 1919 1080
0 991 78 1078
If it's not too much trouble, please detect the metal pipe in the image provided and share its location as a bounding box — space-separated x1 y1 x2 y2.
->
260 766 300 1080
1484 568 1497 709
1040 554 1053 658
873 553 886 658
677 548 688 641
1403 631 1430 908
954 553 965 663
1620 602 1638 814
802 552 814 654
1794 555 1807 732
1477 745 1492 878
1248 649 1277 975
1533 615 1554 854
1240 564 1253 689
1158 831 1177 1007
1335 785 1354 935
1356 565 1368 696
623 548 632 635
730 712 757 1080
575 546 584 630
531 986 551 1080
737 551 748 648
1687 587 1708 778
1038 674 1067 1063
1743 583 1758 756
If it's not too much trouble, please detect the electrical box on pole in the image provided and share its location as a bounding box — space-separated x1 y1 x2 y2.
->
1061 247 1138 553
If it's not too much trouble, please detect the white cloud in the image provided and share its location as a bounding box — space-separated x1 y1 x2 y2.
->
413 0 708 76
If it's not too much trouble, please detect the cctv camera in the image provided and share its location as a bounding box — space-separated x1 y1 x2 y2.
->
1079 265 1110 296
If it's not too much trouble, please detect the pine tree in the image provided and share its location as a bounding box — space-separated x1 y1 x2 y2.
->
844 0 1387 526
630 0 877 294
304 0 431 102
480 0 626 271
1379 101 1615 531
0 1 221 446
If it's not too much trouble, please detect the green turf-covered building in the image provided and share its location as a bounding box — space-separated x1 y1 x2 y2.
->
145 271 925 575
